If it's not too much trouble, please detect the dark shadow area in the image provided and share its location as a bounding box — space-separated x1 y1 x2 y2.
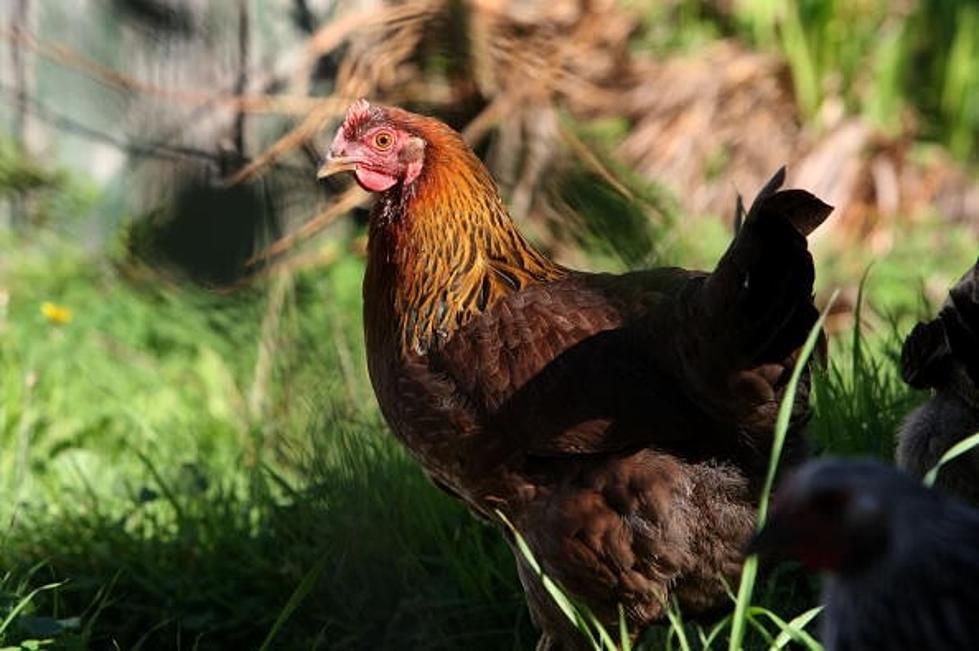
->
127 176 282 288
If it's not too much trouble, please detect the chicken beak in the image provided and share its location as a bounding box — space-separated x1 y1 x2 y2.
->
316 156 358 179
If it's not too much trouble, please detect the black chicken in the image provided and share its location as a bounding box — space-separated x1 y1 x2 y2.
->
898 258 979 503
749 458 979 651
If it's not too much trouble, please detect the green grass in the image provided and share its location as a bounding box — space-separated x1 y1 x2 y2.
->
1 207 968 649
1 58 977 647
727 292 837 651
0 227 530 650
634 0 979 160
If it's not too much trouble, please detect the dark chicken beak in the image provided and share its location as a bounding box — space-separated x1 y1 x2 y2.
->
316 155 358 179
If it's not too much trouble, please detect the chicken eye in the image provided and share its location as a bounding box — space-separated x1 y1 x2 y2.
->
373 131 394 150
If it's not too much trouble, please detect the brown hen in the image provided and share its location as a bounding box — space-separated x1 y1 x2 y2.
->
318 100 832 649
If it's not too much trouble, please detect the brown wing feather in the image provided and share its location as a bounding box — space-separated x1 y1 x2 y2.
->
428 270 743 461
421 194 829 476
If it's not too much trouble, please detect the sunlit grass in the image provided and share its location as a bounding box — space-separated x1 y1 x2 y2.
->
0 150 974 649
636 0 979 159
0 234 528 649
0 210 965 649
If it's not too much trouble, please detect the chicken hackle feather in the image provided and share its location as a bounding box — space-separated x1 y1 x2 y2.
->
318 100 832 648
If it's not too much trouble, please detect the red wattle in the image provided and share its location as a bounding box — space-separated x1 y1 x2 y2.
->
356 168 398 192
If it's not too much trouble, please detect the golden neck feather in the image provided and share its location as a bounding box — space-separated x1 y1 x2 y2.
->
365 123 566 356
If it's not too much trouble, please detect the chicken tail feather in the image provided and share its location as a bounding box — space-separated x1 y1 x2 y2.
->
703 167 833 368
903 258 979 388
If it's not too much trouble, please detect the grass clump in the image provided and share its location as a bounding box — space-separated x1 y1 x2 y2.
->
0 229 529 650
0 212 965 649
635 0 979 160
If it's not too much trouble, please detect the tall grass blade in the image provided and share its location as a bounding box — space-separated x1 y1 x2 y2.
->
744 610 776 646
941 6 978 159
779 0 820 119
700 614 732 649
663 598 692 651
257 555 329 651
866 23 905 132
0 581 65 638
852 265 874 377
585 608 619 650
728 289 839 651
498 511 613 650
618 605 632 651
769 605 824 650
923 431 979 488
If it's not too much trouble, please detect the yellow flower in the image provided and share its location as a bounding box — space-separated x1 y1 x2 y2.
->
41 301 73 325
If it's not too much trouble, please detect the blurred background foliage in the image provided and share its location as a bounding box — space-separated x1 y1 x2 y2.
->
0 0 976 649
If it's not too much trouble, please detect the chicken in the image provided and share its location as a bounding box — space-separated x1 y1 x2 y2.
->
317 100 832 648
748 458 979 651
898 258 979 503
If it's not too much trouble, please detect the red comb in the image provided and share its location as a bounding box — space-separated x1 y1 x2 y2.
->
342 98 373 139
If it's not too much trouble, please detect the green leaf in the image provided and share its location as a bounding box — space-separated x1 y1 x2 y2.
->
923 431 979 487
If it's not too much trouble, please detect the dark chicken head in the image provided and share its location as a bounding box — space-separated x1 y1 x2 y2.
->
746 458 903 574
317 99 426 193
